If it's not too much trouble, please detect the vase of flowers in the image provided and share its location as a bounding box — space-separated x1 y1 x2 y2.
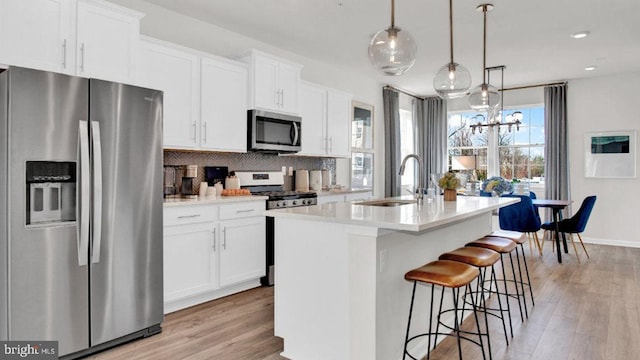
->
481 176 513 197
438 172 460 201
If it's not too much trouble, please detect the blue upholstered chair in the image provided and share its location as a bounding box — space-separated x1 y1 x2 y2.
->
498 195 543 256
541 196 596 263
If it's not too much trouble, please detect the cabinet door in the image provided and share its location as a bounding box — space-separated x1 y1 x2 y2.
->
163 222 218 302
0 0 75 74
253 55 279 111
316 194 346 205
200 57 247 152
76 0 141 83
298 82 327 156
278 62 300 114
219 217 266 287
327 90 352 158
139 40 200 149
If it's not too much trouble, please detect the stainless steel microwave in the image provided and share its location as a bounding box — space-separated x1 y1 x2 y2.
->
248 110 301 153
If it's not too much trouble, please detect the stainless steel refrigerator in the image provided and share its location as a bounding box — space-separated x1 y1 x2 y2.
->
0 67 164 358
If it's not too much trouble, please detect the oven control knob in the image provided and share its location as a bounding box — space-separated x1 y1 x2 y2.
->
278 201 285 207
292 200 298 206
304 199 311 205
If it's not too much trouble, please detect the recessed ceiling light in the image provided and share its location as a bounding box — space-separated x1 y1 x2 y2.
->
571 31 590 39
585 66 597 71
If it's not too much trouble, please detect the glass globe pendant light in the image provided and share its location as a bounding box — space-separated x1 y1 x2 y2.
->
433 0 471 100
368 0 417 76
468 4 500 112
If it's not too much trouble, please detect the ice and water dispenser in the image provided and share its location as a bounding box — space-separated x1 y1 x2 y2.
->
26 161 76 226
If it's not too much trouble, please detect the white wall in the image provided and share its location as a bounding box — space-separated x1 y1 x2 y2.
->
568 72 640 247
110 0 386 198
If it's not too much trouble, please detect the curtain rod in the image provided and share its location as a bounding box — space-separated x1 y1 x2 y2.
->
383 85 426 100
385 81 567 98
501 81 567 92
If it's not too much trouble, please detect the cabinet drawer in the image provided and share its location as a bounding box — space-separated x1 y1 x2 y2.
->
164 205 218 226
219 201 265 220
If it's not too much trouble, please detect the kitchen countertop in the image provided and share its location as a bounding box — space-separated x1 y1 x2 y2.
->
266 195 518 232
163 195 268 207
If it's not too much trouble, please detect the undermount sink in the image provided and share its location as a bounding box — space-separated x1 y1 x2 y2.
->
356 199 417 207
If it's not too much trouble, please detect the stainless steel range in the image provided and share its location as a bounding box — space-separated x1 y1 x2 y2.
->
235 171 318 285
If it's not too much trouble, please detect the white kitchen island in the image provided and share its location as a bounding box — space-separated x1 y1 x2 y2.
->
266 195 518 360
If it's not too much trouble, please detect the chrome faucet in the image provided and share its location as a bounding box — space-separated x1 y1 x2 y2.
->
398 154 424 204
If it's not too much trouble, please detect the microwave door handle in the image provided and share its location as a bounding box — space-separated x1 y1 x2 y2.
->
77 121 90 266
90 121 103 264
292 122 299 145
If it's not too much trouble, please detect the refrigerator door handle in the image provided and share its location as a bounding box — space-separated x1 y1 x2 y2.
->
78 121 90 266
91 121 103 264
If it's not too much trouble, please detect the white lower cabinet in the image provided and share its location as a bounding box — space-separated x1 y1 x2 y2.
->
163 201 265 313
317 191 373 205
164 221 218 302
219 217 266 287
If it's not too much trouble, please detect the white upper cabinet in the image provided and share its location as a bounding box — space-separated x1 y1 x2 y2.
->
299 82 327 156
138 37 248 152
241 50 302 115
76 0 142 83
326 89 352 157
200 56 248 152
0 0 142 84
138 38 200 149
298 81 352 158
0 0 75 74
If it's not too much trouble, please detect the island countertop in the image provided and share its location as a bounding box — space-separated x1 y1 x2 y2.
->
265 195 518 232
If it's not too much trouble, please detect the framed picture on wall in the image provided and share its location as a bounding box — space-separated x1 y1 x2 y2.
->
584 130 637 178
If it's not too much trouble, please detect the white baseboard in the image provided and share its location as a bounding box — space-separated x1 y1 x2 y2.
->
579 237 640 248
534 231 640 249
164 279 261 314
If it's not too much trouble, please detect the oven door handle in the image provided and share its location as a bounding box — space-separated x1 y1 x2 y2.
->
291 122 299 146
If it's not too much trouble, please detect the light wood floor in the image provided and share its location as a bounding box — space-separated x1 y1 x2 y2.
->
90 243 640 360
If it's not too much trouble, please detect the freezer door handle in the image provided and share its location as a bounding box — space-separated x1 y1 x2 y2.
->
78 121 90 266
91 121 103 264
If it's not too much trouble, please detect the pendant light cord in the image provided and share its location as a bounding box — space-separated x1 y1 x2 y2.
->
500 66 504 118
391 0 395 28
449 0 454 64
482 5 487 84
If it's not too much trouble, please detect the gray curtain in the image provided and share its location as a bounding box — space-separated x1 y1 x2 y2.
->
383 87 401 197
544 84 570 213
415 97 447 189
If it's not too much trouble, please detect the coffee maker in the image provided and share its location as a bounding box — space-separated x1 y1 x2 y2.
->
163 165 178 197
180 165 198 198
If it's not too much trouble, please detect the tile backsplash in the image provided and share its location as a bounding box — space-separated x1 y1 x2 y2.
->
164 150 336 191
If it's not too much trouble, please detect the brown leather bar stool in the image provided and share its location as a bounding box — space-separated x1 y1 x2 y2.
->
403 260 486 360
439 247 509 351
488 230 535 319
465 236 523 335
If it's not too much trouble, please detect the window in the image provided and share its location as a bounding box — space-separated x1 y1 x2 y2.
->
498 107 545 181
447 112 488 178
447 105 545 194
351 102 374 190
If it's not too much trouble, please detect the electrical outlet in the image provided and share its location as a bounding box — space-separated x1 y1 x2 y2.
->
379 249 387 273
281 166 287 175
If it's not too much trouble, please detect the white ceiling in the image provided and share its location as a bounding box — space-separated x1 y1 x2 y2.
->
144 0 640 96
